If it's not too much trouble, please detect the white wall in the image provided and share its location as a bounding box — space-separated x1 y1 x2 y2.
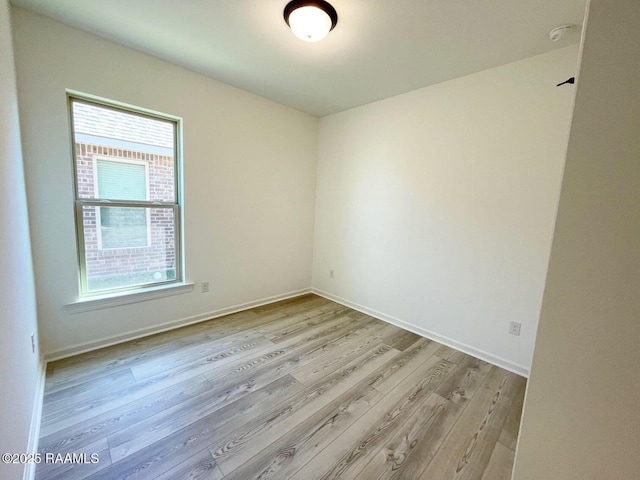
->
11 7 318 357
312 46 579 374
514 1 640 478
0 1 42 478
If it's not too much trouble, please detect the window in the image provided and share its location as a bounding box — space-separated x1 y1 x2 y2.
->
69 94 182 296
95 158 150 249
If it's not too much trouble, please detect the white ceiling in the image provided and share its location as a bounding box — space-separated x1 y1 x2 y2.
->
10 0 587 117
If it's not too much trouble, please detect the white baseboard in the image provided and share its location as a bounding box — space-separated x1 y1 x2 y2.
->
23 355 46 480
312 288 529 378
45 288 312 362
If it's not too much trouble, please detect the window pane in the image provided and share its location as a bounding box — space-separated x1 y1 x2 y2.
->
97 160 146 201
100 206 148 249
82 206 176 293
72 101 175 202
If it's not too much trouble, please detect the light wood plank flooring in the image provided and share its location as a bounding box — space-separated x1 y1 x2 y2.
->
36 294 526 480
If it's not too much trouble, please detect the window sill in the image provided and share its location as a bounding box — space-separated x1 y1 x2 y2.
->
66 282 195 314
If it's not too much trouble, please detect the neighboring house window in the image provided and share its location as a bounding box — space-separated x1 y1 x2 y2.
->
95 158 150 249
69 94 182 296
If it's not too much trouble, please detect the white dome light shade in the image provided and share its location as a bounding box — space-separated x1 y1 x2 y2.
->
289 6 332 42
284 1 338 43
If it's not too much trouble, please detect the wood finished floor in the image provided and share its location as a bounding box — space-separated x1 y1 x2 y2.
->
36 294 526 480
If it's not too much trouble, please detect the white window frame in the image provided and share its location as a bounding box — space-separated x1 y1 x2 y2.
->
93 156 152 250
69 92 184 298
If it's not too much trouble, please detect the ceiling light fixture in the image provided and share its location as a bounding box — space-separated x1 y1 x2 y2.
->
284 0 338 43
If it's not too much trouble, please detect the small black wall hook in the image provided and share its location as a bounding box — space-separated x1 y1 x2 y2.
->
557 77 576 87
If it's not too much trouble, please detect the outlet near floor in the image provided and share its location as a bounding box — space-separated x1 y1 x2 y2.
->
201 281 209 293
509 321 522 336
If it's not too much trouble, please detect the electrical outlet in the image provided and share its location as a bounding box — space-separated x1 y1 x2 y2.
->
201 281 210 293
31 334 35 353
329 269 334 279
509 321 522 336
